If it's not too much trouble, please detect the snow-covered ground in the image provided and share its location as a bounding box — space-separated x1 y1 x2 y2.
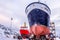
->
0 24 18 40
56 38 60 40
0 25 60 40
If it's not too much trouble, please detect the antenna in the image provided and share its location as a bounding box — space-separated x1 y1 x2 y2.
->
38 0 40 2
45 1 46 4
38 0 47 4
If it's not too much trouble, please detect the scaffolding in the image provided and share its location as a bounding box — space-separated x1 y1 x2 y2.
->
50 22 56 40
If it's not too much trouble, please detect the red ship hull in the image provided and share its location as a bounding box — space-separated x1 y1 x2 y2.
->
30 24 50 36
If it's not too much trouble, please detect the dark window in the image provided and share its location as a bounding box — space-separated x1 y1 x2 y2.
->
28 9 49 27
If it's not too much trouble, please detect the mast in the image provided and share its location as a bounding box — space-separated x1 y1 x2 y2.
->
38 0 40 2
38 0 47 4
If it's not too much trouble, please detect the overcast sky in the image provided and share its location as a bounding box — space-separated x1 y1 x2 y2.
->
0 0 60 36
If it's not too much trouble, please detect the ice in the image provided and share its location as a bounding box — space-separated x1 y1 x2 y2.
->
0 24 60 40
0 25 18 40
56 37 60 40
